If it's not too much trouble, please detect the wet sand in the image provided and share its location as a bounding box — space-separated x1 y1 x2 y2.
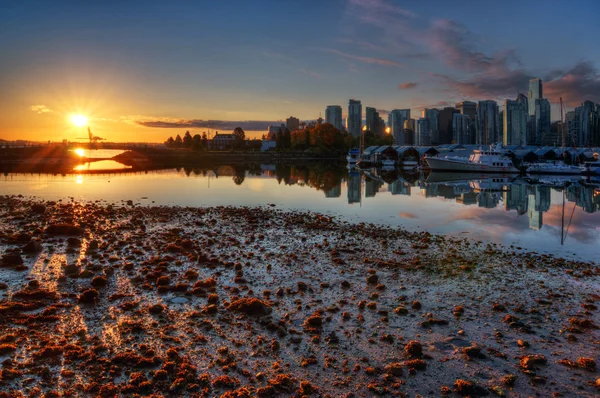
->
0 196 598 397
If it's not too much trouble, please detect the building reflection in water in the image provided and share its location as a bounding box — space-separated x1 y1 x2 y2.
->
346 168 600 231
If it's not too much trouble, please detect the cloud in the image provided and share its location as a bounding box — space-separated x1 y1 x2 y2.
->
400 212 417 219
348 0 416 18
29 105 52 114
544 61 600 107
399 82 417 90
127 116 283 131
414 100 453 110
322 48 403 68
426 19 600 105
299 68 322 79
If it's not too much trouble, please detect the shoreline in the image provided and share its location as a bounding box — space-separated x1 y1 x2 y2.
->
0 197 599 396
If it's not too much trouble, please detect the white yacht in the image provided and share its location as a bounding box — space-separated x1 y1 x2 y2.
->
346 148 360 164
581 160 600 175
425 143 520 173
527 162 582 175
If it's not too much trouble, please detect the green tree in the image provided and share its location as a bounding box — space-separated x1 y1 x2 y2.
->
165 136 175 148
175 134 183 147
183 131 193 148
276 127 284 150
283 128 291 149
233 127 246 149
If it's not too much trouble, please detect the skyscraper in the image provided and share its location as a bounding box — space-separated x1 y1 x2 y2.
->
452 113 470 144
389 109 410 145
422 108 440 144
503 99 527 146
456 101 477 144
403 119 415 145
415 118 430 146
286 116 299 132
476 101 500 145
577 100 598 147
528 78 543 116
533 98 551 145
325 105 343 131
438 107 460 144
348 99 362 137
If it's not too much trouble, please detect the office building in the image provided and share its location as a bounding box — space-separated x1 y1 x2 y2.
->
528 78 543 116
286 116 299 132
366 107 385 136
422 108 440 144
415 118 430 146
438 107 460 144
503 99 527 146
348 99 362 137
389 109 411 145
325 105 343 131
452 113 470 144
533 98 551 146
476 100 500 145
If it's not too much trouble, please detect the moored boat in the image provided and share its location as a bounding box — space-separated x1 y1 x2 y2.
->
425 143 520 173
346 148 360 164
527 162 582 175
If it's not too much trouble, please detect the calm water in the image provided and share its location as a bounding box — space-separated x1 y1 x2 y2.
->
2 163 599 262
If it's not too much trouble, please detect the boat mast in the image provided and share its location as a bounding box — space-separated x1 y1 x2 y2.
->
560 97 565 154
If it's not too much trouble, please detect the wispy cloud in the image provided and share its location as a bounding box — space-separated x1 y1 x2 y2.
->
399 82 418 90
348 0 416 19
124 115 282 131
343 2 600 106
29 105 52 114
322 48 402 68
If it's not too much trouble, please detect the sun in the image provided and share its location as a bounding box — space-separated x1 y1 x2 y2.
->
71 114 88 127
74 148 86 157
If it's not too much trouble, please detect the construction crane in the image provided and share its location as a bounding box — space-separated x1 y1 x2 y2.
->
76 127 105 145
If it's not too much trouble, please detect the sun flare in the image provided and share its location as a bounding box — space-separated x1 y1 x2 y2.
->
71 114 88 127
74 148 86 157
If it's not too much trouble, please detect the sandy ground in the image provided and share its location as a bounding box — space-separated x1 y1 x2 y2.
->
0 195 599 397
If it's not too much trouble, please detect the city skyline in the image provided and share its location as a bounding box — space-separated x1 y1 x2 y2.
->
2 0 600 142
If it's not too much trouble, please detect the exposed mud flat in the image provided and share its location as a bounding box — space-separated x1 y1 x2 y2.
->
0 195 599 397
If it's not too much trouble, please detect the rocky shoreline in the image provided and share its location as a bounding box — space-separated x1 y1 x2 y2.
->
0 196 599 397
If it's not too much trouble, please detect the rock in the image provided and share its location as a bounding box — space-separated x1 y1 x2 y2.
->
22 240 43 253
228 298 272 316
366 274 378 285
31 204 46 214
45 224 84 235
412 300 422 310
67 237 81 247
64 263 80 275
453 379 488 396
385 362 403 376
1 253 23 266
577 357 596 371
520 354 547 370
517 339 529 348
90 276 107 288
149 303 165 314
79 288 99 303
404 341 423 358
87 240 99 252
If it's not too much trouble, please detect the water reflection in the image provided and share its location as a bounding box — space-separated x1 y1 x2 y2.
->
2 162 600 260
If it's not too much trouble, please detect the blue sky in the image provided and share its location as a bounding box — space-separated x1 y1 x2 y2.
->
1 0 599 141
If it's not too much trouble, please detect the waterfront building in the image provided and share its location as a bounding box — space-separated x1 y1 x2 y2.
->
476 100 500 145
389 109 411 144
533 98 551 146
438 107 460 144
325 105 343 131
452 113 470 144
348 99 362 137
366 107 385 136
422 108 440 144
415 118 430 146
456 101 477 144
286 116 299 132
503 99 527 146
347 172 361 204
528 78 543 116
